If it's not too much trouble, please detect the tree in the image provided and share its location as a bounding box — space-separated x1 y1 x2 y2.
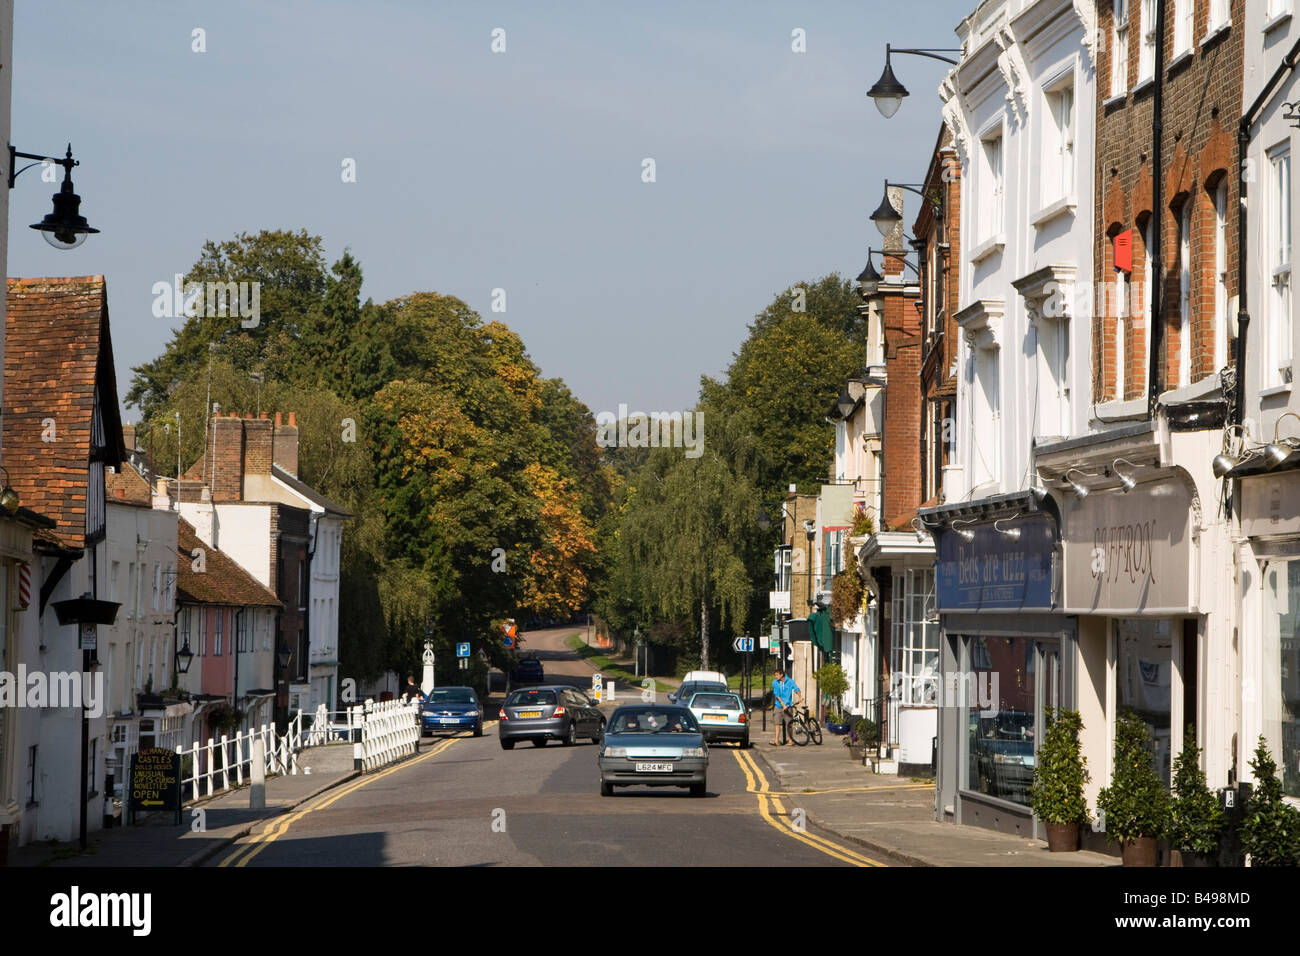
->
614 406 758 669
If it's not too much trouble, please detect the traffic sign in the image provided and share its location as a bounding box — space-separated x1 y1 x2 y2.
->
456 642 470 658
732 636 754 653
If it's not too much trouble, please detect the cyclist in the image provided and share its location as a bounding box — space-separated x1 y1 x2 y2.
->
770 668 802 746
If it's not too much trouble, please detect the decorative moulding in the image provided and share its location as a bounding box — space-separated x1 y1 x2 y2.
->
955 298 1004 351
1013 264 1077 326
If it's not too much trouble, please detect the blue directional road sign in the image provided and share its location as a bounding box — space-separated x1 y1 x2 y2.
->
733 637 754 653
456 642 470 658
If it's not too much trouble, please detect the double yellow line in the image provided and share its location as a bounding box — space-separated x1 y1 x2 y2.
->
219 735 463 868
731 749 886 867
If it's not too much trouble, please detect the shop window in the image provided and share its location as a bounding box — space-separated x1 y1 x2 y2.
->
1262 559 1300 798
890 570 937 704
966 635 1037 805
1117 618 1173 786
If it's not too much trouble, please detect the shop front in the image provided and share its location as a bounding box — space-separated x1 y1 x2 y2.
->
1233 465 1300 801
921 493 1068 838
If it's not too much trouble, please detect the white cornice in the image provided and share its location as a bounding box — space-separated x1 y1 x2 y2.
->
955 298 1004 350
1013 264 1077 326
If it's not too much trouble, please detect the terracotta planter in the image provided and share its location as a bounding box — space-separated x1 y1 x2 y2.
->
1121 836 1158 867
1044 822 1080 852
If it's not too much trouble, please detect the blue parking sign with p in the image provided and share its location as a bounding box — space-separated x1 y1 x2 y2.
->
456 642 470 658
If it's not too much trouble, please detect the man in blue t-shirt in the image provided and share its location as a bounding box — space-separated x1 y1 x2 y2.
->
770 668 802 746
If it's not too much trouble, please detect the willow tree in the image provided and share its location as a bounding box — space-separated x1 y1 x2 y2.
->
616 406 757 670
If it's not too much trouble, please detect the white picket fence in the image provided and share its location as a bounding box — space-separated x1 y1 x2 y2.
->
177 709 305 803
354 697 420 772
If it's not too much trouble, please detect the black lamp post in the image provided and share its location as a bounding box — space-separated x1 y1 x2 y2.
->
867 44 961 118
176 639 194 675
9 143 99 248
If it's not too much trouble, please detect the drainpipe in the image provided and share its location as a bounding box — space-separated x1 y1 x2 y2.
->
1146 0 1167 420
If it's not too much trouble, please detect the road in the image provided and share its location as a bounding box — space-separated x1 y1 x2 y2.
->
212 628 882 867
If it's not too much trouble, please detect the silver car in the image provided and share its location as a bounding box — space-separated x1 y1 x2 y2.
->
598 705 708 797
498 685 605 750
684 691 750 747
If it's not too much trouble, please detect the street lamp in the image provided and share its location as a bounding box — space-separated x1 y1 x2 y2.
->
0 466 19 513
870 180 944 237
175 639 195 675
867 44 961 119
9 144 99 249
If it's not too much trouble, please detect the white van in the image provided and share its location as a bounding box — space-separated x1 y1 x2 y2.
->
682 670 727 685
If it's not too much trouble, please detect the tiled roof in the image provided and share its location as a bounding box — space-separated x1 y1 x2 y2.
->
177 517 281 608
4 276 126 548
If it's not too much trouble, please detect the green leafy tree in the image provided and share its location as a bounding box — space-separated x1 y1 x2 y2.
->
1030 709 1090 826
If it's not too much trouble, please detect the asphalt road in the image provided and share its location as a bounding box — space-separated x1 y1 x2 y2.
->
212 628 880 867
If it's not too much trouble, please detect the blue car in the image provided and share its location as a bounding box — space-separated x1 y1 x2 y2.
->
421 687 484 737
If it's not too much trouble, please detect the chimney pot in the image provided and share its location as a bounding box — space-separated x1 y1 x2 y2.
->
288 411 297 428
274 411 282 427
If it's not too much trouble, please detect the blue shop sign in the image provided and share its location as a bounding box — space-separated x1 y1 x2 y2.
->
936 516 1056 611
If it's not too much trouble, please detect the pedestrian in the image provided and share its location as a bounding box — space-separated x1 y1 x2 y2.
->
403 675 425 703
770 667 801 746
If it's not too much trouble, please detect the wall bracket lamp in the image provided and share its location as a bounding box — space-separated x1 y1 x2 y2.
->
8 143 99 248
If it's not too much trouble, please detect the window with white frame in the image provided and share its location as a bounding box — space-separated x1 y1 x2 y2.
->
1270 145 1294 386
198 610 206 657
890 569 938 704
1044 76 1075 205
237 611 249 653
980 130 1004 241
214 607 223 656
1139 0 1156 82
1207 0 1228 31
1269 0 1294 20
1174 0 1193 56
821 529 845 592
774 546 792 593
970 346 1001 487
1112 0 1129 97
1214 179 1228 372
1115 255 1128 399
1141 215 1154 394
1178 199 1192 387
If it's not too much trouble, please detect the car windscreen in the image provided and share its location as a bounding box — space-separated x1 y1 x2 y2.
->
690 694 740 709
506 689 556 706
610 710 699 733
428 689 475 704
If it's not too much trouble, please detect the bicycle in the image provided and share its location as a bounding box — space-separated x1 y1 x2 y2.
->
785 703 823 746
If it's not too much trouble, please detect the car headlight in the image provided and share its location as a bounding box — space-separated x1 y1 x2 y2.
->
603 747 627 757
679 747 706 758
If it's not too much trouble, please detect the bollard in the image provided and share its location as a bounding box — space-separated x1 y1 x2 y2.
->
250 738 266 809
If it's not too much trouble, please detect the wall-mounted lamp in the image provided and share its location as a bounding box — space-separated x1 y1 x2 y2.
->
1065 468 1099 498
1029 473 1049 501
952 518 976 542
0 467 18 513
175 639 194 675
911 516 935 542
1112 458 1140 493
9 143 99 249
994 514 1021 540
867 43 960 119
1264 412 1300 470
1212 424 1254 478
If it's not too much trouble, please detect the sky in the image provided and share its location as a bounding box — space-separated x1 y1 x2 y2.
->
9 0 974 423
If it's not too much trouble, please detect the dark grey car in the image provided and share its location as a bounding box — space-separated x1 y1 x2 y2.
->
498 685 605 750
598 705 708 797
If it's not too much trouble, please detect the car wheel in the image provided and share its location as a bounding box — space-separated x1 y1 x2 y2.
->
473 722 483 738
562 722 577 746
600 779 613 797
689 781 706 797
532 738 547 748
500 739 515 750
741 734 750 749
590 719 605 744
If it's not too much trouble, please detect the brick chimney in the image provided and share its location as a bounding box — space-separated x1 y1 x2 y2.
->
122 423 137 454
210 415 245 501
244 416 274 476
273 411 299 477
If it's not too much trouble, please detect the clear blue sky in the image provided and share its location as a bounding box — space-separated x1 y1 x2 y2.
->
9 0 972 421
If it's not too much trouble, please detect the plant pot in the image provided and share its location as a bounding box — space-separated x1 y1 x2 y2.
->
1121 836 1158 867
848 744 865 763
1044 822 1080 852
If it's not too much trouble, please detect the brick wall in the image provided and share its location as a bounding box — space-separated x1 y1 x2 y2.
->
1093 0 1243 403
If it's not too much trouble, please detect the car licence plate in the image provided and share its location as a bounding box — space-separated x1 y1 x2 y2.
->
635 762 674 773
701 713 727 722
518 710 542 718
438 718 461 724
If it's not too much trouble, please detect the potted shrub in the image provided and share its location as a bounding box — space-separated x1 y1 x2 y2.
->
1168 726 1222 866
814 661 850 729
844 717 878 762
1029 708 1089 852
1240 736 1300 867
1097 712 1170 865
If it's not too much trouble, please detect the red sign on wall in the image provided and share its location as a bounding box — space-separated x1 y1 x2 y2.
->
1113 229 1133 273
